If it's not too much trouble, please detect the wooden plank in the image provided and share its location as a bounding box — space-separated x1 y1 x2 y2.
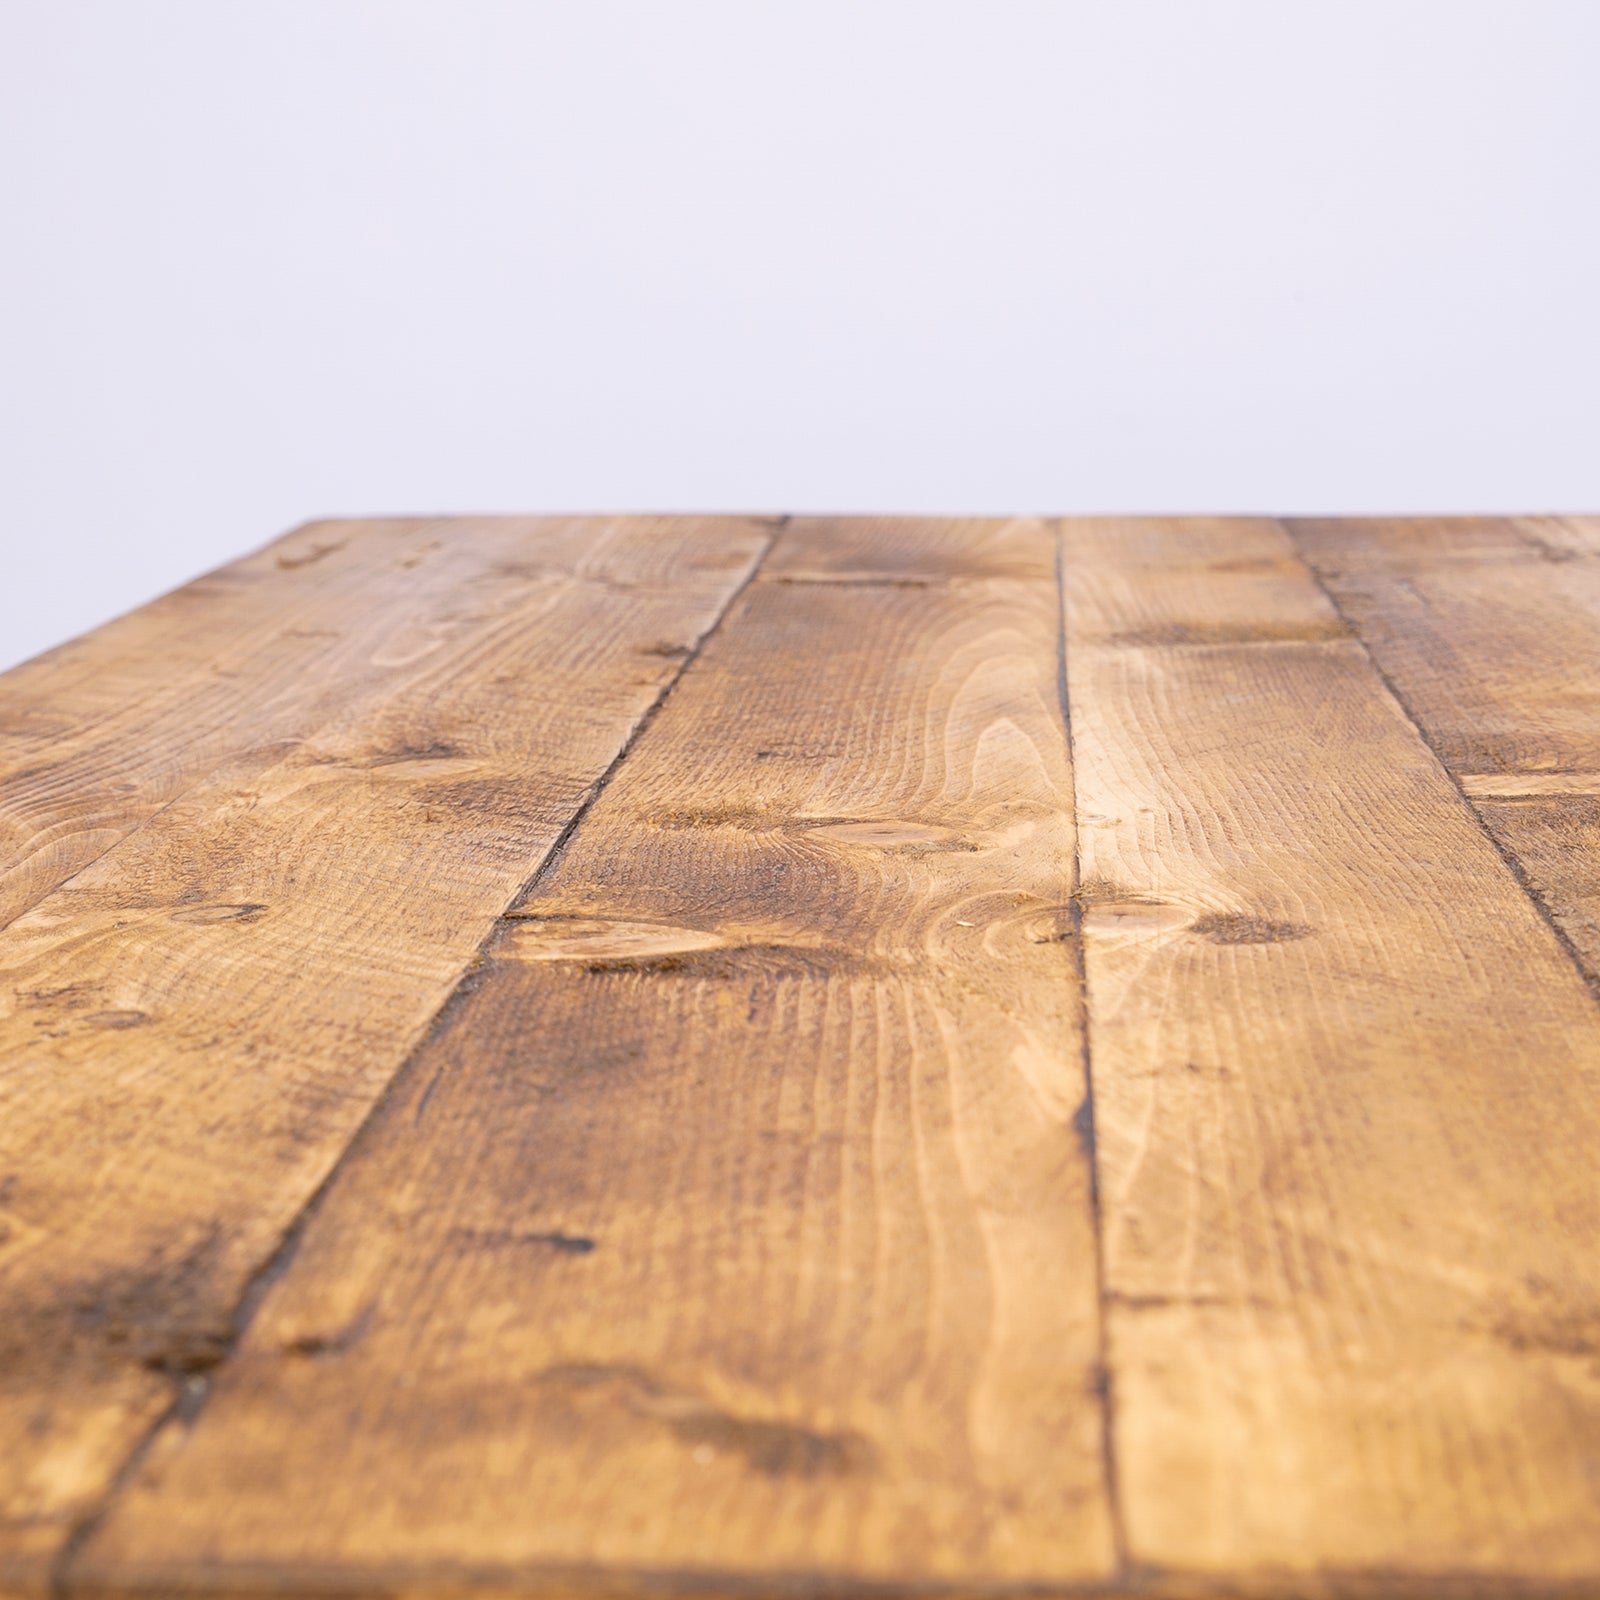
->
1472 794 1600 994
1059 516 1347 647
1461 772 1600 799
1062 518 1600 1585
0 517 771 1593
1279 514 1548 571
72 519 1117 1594
1288 516 1600 984
1284 514 1600 570
1 516 589 934
1288 517 1600 776
1517 515 1600 559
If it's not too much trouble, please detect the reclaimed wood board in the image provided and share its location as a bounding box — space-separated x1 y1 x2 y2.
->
3 515 1599 1599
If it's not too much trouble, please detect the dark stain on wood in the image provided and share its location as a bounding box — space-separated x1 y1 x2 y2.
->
275 540 346 570
168 902 270 926
1188 912 1314 945
536 1364 875 1479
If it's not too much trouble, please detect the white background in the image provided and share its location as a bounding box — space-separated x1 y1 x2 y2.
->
3 0 1598 671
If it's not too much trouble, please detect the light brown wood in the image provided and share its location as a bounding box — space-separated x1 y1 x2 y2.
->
0 516 771 1592
1460 772 1600 799
1064 517 1600 1583
1 517 570 932
73 517 1115 1594
5 513 1600 1599
1287 516 1600 775
1288 515 1600 982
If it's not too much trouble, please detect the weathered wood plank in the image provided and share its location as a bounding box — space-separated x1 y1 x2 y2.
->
1287 515 1600 983
1063 518 1600 1584
1292 514 1600 569
1060 516 1347 647
1 517 598 933
1471 794 1600 988
72 520 1116 1594
1461 772 1600 799
1280 514 1548 570
0 517 770 1592
1288 517 1600 776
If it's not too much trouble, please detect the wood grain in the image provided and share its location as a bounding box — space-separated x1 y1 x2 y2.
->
71 518 1117 1594
1288 515 1600 983
1063 518 1600 1584
0 517 770 1592
8 512 1600 1600
1288 516 1600 776
0 517 589 933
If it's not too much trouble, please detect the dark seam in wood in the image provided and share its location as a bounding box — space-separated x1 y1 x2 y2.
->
48 517 789 1599
513 524 783 898
1053 520 1128 1579
1280 517 1600 1010
42 1391 184 1600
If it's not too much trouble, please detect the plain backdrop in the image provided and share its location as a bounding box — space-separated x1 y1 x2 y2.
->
3 0 1599 672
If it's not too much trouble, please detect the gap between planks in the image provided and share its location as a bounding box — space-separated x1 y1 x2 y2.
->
1053 519 1129 1576
46 520 788 1599
1278 519 1600 1011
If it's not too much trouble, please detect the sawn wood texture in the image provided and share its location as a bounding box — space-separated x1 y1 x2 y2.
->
2 515 1598 1600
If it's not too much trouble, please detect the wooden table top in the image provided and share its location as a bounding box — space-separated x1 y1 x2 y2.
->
4 515 1599 1600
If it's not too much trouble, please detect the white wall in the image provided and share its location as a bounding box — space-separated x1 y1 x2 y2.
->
3 0 1598 671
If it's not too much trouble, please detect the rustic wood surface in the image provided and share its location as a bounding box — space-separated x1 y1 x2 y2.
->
2 515 1598 1599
